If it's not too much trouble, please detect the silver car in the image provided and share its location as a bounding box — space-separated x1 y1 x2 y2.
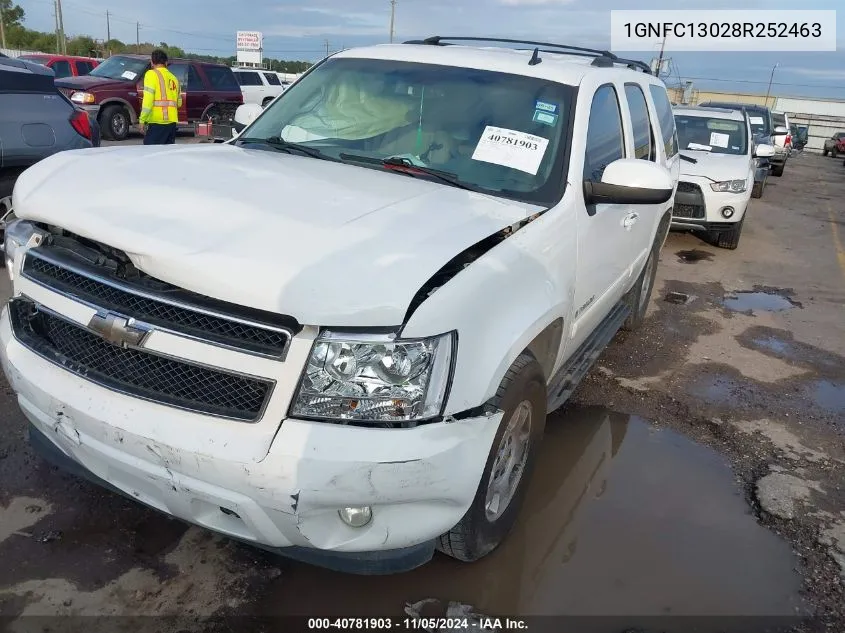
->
1 54 99 247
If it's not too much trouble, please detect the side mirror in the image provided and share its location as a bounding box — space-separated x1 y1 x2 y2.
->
584 159 674 206
233 103 263 131
754 144 775 158
773 126 788 135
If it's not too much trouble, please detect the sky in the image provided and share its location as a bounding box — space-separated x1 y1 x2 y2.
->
15 0 845 99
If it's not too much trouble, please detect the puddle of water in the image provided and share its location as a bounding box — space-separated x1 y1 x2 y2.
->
676 249 714 264
688 375 746 407
751 336 791 356
723 291 797 313
808 380 845 415
252 407 804 619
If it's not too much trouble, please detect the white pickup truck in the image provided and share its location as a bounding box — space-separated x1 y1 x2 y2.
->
1 37 679 574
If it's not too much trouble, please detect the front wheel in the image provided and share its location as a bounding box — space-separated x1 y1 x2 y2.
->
436 353 546 562
99 105 129 141
751 180 764 198
713 218 744 250
621 239 660 332
833 148 840 159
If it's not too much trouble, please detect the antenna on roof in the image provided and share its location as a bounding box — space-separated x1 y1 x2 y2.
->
528 48 542 66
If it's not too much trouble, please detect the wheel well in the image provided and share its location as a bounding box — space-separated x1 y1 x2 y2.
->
524 318 564 382
98 100 137 124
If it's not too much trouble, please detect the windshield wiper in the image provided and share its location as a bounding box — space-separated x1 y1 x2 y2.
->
339 153 478 192
680 153 699 164
238 136 336 161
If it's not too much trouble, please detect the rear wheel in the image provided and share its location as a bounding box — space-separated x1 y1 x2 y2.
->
751 179 764 198
713 218 744 250
833 148 840 159
100 105 129 141
771 162 785 177
822 148 829 157
262 97 274 108
436 353 546 562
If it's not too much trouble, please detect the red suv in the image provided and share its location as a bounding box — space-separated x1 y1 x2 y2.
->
16 54 99 78
55 54 243 141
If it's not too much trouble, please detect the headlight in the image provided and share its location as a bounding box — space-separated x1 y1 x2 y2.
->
3 219 45 280
710 179 747 193
291 330 455 425
70 92 95 105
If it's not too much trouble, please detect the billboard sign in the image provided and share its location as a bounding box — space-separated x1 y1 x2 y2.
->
236 31 262 65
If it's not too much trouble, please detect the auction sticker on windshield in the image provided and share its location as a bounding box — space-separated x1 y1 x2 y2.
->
122 71 137 80
709 132 730 148
749 116 765 125
472 126 549 175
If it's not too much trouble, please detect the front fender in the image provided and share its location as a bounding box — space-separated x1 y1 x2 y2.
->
400 203 578 415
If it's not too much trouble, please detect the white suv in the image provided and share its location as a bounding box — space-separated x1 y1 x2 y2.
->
2 38 678 573
233 68 287 107
672 106 774 250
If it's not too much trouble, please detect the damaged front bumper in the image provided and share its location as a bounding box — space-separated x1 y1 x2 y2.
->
0 306 502 574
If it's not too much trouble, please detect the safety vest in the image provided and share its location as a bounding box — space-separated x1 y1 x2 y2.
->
140 66 181 125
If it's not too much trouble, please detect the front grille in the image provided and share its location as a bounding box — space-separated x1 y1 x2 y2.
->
9 299 273 422
23 252 291 358
672 181 706 219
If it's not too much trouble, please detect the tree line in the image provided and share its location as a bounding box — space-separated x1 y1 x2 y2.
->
0 0 312 73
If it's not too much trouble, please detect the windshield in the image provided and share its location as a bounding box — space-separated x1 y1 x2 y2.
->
18 55 49 66
239 57 573 205
88 56 148 82
675 115 748 155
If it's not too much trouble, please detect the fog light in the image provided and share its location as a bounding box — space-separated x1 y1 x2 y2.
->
721 207 735 219
338 506 372 528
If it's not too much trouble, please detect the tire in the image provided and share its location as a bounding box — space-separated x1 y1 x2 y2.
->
751 180 764 198
833 149 840 159
714 218 744 250
100 105 129 141
436 353 546 562
621 237 660 332
262 97 274 108
0 175 16 267
771 163 785 177
822 148 829 157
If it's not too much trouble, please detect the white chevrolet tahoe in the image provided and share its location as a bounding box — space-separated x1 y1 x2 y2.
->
672 106 775 250
1 37 679 574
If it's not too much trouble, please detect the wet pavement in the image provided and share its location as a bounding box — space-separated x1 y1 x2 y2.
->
1 152 844 629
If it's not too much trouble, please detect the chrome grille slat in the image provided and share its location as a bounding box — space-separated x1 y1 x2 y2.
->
9 299 273 422
22 250 292 358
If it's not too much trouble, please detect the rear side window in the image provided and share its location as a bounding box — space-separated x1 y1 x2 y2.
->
649 84 678 158
264 72 281 86
204 66 240 91
187 66 203 91
235 71 262 86
624 84 654 161
584 85 625 181
51 60 72 78
76 61 95 75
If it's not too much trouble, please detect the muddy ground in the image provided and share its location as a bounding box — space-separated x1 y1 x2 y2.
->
0 151 843 632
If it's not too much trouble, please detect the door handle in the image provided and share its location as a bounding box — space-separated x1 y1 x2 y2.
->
622 212 639 230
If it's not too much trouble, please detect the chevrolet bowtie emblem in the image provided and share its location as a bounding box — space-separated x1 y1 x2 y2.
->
87 312 150 348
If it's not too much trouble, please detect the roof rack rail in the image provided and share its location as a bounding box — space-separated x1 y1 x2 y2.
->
403 36 652 74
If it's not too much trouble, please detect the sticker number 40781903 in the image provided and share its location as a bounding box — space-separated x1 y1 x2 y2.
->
472 125 550 175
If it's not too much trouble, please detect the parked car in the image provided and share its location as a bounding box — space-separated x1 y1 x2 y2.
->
16 54 99 78
54 54 243 141
698 101 785 187
672 106 774 249
233 68 287 107
790 124 808 151
0 55 99 253
2 38 679 573
822 132 845 157
771 111 792 160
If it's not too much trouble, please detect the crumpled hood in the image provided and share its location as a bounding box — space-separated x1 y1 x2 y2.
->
13 144 541 326
680 151 751 183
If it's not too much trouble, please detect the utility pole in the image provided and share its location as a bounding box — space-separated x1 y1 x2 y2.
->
136 21 140 47
389 0 396 43
656 33 666 77
0 4 7 50
56 0 67 54
324 39 330 58
53 1 61 53
106 10 110 42
765 62 779 109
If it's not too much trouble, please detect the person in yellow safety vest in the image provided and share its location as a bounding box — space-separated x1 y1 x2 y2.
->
139 49 182 145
